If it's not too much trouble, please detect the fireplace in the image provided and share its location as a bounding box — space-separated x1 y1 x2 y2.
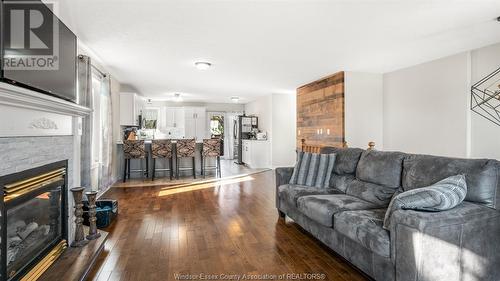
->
0 161 68 281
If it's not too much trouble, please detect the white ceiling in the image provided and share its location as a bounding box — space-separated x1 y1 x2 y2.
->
54 0 500 103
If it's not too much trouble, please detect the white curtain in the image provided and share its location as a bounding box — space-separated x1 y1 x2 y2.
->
78 54 114 192
78 55 93 190
98 75 113 191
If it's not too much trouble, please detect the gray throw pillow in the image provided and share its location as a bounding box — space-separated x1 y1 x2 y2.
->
289 151 336 188
383 174 467 230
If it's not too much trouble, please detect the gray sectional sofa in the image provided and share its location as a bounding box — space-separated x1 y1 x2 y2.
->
275 147 500 281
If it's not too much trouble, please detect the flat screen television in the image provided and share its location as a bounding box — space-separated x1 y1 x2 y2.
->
1 0 77 103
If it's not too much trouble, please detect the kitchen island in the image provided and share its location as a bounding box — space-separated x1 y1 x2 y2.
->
116 140 217 180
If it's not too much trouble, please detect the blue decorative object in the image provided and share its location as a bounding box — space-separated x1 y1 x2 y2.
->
83 199 118 228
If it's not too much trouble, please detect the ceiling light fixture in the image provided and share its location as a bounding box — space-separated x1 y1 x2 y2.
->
497 16 500 22
173 93 183 102
231 96 240 103
194 61 212 70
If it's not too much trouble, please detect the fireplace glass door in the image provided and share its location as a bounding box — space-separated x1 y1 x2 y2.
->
0 161 68 281
6 186 62 279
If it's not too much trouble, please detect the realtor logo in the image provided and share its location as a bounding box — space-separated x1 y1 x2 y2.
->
2 0 59 70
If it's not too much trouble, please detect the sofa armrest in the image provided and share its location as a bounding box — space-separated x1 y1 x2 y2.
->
390 201 500 231
275 167 294 209
275 167 294 188
390 202 500 281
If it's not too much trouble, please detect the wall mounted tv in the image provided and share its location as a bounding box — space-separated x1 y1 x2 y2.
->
1 0 77 103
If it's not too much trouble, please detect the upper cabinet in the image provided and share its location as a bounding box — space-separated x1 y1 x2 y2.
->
184 107 206 141
119 92 143 126
165 107 185 128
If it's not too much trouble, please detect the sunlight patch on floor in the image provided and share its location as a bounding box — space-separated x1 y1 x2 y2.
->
158 175 255 197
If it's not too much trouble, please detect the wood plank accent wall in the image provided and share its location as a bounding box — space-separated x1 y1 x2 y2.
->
297 71 345 149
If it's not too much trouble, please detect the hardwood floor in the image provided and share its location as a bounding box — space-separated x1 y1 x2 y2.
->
111 160 269 188
87 170 368 281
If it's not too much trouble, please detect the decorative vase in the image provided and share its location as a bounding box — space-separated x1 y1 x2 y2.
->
70 187 88 247
85 191 101 240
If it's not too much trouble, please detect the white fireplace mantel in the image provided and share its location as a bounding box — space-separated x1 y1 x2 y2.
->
0 82 91 137
0 82 91 245
0 82 91 117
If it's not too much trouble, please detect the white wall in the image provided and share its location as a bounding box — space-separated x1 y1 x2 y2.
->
245 94 297 168
345 72 383 150
383 53 469 157
245 95 273 136
271 94 297 167
382 42 500 159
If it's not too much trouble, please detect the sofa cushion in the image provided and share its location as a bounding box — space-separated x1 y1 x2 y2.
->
334 209 390 257
356 150 406 188
296 194 378 227
278 184 342 207
346 179 399 207
290 152 336 188
383 174 468 230
321 147 364 175
403 154 500 209
329 174 355 193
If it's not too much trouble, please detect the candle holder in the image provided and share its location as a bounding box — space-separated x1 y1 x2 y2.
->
70 187 88 247
85 191 101 240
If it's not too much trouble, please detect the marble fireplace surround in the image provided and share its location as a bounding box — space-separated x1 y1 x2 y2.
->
0 82 91 244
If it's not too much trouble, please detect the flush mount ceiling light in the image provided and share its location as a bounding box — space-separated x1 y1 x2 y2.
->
173 93 183 102
230 96 240 103
194 61 212 70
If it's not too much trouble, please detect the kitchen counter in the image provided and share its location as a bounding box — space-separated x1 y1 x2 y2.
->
116 141 216 180
116 140 204 144
241 139 270 168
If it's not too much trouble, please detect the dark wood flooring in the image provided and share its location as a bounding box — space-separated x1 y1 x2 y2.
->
87 170 367 281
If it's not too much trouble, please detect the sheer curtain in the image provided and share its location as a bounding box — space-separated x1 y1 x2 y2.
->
98 75 113 190
78 54 114 192
78 55 93 190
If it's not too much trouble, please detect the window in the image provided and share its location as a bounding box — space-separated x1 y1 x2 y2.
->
210 115 224 137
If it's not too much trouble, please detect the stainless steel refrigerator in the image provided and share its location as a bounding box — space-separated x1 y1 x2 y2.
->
234 115 258 164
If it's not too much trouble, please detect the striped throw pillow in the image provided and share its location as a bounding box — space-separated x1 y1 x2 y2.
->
289 151 336 188
383 174 467 230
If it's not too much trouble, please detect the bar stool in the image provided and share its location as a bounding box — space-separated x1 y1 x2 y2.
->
201 138 222 178
151 139 174 181
175 139 196 179
123 140 149 182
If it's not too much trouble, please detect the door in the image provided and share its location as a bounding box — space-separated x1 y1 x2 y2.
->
242 141 251 166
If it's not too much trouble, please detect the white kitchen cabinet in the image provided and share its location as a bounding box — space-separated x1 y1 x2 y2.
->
165 107 185 128
242 140 270 168
184 107 206 141
119 92 143 126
